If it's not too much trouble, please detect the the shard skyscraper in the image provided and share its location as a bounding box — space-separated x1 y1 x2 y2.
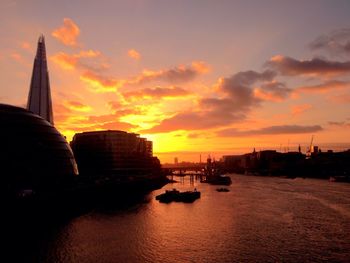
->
27 35 54 125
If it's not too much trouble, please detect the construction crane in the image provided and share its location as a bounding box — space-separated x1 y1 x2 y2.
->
307 135 314 156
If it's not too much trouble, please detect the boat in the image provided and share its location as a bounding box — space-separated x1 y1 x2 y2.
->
329 176 350 182
155 188 200 203
216 188 229 192
203 175 232 185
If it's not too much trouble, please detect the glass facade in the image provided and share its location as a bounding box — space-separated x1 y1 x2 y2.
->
71 130 160 177
0 104 78 197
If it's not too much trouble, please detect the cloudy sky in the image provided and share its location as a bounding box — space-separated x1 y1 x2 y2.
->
1 0 350 162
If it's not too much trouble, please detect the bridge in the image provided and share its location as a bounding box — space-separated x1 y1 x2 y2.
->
162 163 207 176
162 163 206 171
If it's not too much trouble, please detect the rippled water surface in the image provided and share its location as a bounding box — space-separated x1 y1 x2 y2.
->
15 175 350 262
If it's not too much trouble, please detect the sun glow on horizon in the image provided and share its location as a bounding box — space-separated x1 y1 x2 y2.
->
2 5 350 164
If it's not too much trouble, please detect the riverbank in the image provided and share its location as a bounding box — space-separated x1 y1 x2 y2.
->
5 175 170 221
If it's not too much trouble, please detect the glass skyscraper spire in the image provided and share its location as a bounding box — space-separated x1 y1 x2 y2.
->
27 35 54 125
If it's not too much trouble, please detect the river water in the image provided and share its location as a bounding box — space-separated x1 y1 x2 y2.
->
10 174 350 262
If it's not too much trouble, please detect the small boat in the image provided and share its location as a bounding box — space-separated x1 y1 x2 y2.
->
329 176 350 182
203 175 232 185
216 188 229 192
156 188 200 203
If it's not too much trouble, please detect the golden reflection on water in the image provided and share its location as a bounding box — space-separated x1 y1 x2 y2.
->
39 175 350 262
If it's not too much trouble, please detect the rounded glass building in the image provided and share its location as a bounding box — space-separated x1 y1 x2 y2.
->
0 104 78 198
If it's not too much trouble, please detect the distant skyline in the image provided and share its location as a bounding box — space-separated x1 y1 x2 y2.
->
1 0 350 162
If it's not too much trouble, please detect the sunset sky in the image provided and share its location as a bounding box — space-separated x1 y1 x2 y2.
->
1 0 350 162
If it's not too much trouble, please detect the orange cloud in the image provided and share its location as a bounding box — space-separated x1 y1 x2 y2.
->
80 61 209 93
191 61 211 74
53 103 72 123
128 49 141 60
329 93 350 103
53 101 139 141
123 86 191 100
51 50 102 70
107 101 123 111
296 80 350 94
61 121 135 133
291 104 312 116
253 81 291 102
52 18 80 47
56 111 137 138
51 52 78 70
21 42 32 50
132 61 210 85
80 70 123 92
87 109 143 123
10 52 22 62
142 70 276 134
109 104 144 116
254 80 292 102
95 121 136 130
63 100 92 112
254 89 282 102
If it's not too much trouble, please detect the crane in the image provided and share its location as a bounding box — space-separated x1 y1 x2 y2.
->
307 135 314 156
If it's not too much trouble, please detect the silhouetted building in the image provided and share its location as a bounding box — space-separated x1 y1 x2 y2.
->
222 155 245 173
223 146 350 179
71 130 160 178
0 104 78 199
304 149 350 178
146 140 153 156
27 35 54 125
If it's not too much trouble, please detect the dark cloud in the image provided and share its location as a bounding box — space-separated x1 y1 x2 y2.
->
143 67 195 84
266 55 350 76
328 121 344 126
217 125 323 137
255 81 292 101
204 70 279 110
134 62 209 85
328 121 350 128
296 80 350 93
310 28 350 55
142 70 278 133
220 70 276 100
